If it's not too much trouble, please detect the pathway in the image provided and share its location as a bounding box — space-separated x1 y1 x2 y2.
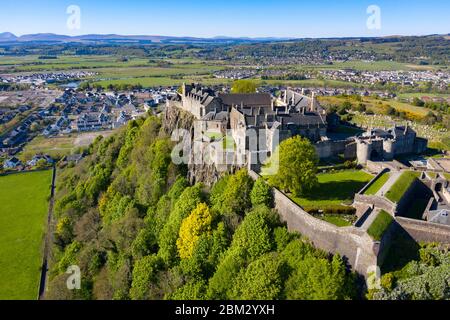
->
376 171 402 197
361 208 380 231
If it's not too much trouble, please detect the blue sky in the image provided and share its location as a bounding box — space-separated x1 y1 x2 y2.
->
0 0 449 38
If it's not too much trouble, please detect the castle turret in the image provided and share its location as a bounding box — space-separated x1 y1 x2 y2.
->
383 139 395 161
356 140 371 165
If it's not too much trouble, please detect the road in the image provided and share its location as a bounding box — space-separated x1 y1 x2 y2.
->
38 164 56 300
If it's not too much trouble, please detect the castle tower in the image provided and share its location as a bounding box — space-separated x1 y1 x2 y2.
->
356 140 371 165
383 139 395 161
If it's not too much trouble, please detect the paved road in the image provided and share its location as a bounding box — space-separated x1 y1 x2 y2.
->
376 171 402 197
361 208 380 231
38 165 56 300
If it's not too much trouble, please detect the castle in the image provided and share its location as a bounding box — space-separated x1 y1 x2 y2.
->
167 83 427 172
168 84 328 167
354 126 428 165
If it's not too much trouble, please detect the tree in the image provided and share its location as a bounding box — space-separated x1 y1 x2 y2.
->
169 280 207 300
267 136 318 196
283 253 355 300
213 169 253 217
412 97 425 107
207 206 277 299
231 80 258 94
250 178 273 207
129 255 162 300
36 158 48 169
176 203 213 259
230 253 282 300
158 184 204 265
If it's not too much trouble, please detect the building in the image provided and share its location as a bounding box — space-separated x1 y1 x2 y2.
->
355 126 428 165
3 157 22 169
169 84 328 169
27 154 54 167
73 113 111 132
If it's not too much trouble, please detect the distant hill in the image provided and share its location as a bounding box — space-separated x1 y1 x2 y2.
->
0 33 281 44
0 32 18 41
0 32 448 44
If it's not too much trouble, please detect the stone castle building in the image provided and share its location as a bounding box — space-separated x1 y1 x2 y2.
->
168 83 428 171
355 126 428 164
168 84 328 168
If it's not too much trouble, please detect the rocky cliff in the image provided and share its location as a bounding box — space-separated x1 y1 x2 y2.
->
163 105 237 186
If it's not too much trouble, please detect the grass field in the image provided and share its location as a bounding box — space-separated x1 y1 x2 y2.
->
385 171 420 203
364 172 391 195
0 170 52 300
318 95 431 120
292 170 373 210
19 131 115 161
367 210 394 241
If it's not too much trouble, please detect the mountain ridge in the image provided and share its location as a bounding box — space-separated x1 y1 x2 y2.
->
0 32 448 44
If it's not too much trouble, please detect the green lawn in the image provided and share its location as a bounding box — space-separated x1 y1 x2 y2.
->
364 172 391 195
385 171 420 203
292 170 373 211
367 210 394 241
318 214 355 227
0 170 52 300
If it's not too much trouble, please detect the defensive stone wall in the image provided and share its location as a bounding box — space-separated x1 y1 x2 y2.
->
354 194 396 214
315 140 349 159
396 217 450 244
248 170 379 277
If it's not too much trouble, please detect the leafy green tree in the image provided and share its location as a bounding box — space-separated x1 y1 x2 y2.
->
283 254 355 300
213 169 253 217
207 206 276 299
230 253 282 300
180 222 229 279
268 136 318 196
231 80 258 94
169 280 207 300
250 178 273 207
158 184 204 266
129 255 162 300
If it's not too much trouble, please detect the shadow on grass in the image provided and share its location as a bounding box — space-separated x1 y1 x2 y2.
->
304 180 368 201
381 227 420 274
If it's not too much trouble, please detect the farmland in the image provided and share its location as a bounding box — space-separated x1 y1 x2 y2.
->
0 170 52 300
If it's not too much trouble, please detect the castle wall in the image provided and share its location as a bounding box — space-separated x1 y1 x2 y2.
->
248 170 379 277
313 139 356 160
396 217 450 244
392 134 416 155
315 140 347 159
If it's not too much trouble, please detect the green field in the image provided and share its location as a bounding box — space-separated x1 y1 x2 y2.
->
367 210 394 241
385 171 420 203
364 172 391 195
19 131 115 161
0 170 52 300
292 170 373 210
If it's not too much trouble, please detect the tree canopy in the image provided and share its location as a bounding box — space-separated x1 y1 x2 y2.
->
231 80 258 94
267 136 318 196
